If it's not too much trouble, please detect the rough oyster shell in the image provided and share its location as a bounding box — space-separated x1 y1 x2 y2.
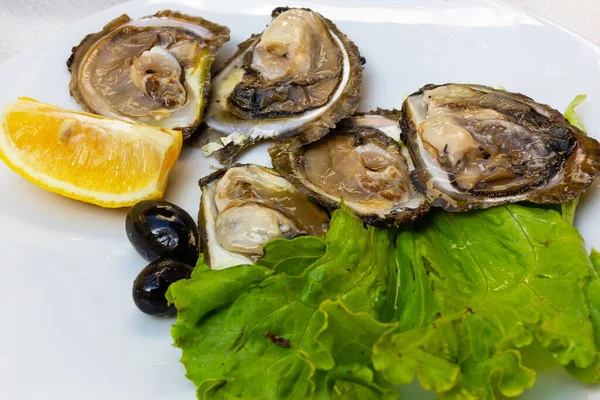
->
270 110 429 225
401 83 600 211
67 11 230 139
198 164 329 270
198 7 364 164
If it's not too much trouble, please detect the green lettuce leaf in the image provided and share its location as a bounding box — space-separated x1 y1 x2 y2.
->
166 206 398 399
374 205 599 398
564 94 588 132
564 247 600 383
561 94 588 224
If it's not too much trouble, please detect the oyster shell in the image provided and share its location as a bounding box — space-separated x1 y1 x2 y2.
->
199 7 364 164
67 11 230 139
270 111 429 225
401 83 600 210
198 164 329 269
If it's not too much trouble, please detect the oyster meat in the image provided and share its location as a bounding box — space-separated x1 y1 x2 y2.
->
270 111 429 225
199 164 329 269
401 83 600 210
200 7 364 163
67 11 230 138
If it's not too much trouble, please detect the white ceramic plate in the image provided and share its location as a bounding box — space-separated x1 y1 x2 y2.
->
0 0 599 398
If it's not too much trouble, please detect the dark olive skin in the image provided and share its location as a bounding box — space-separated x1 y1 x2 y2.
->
133 259 193 317
126 200 199 266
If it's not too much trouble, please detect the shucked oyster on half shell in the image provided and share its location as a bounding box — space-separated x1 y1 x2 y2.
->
270 111 429 225
67 11 230 139
199 164 330 270
199 7 364 164
402 83 600 211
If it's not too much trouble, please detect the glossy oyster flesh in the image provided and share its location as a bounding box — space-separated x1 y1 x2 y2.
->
270 111 429 225
401 84 600 211
198 164 330 269
199 7 363 163
67 11 230 138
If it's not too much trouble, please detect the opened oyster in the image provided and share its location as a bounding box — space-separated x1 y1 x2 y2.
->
200 7 363 163
402 84 600 210
67 11 230 138
270 111 429 225
199 164 329 269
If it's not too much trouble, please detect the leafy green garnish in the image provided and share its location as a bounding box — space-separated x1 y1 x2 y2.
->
376 205 599 398
168 201 600 399
167 206 397 399
564 94 588 132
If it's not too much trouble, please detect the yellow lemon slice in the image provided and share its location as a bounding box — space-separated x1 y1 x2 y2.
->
0 97 182 207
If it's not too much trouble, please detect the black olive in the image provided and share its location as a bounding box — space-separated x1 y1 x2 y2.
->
126 200 199 266
132 259 193 317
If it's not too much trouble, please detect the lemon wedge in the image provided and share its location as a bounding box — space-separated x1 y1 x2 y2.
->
0 97 182 207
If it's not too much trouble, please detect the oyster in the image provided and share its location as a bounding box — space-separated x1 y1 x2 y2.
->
67 11 230 138
200 7 364 163
401 84 600 210
270 111 429 225
199 164 329 269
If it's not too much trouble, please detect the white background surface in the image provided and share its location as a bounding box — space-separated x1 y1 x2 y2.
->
1 0 600 399
0 0 599 64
